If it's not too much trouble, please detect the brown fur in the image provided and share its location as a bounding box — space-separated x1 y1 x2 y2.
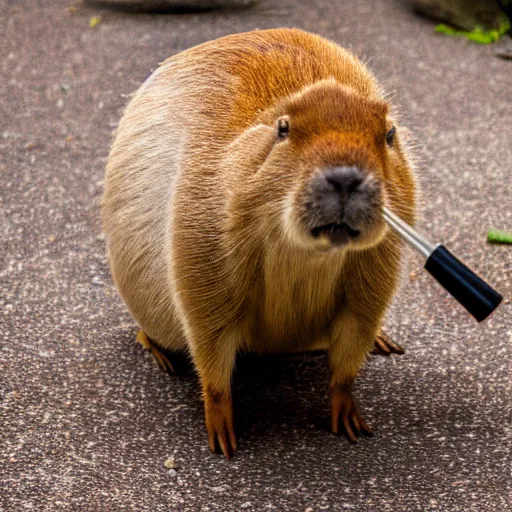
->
102 28 416 456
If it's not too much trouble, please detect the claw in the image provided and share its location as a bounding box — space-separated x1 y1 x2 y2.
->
205 389 237 459
343 413 358 443
351 412 361 434
331 385 372 443
359 418 373 436
372 333 404 356
217 431 231 459
136 330 174 374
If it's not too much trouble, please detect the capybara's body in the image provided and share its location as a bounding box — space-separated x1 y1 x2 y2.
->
102 28 416 457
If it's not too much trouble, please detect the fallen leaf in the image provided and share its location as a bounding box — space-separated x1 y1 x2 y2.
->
89 16 101 29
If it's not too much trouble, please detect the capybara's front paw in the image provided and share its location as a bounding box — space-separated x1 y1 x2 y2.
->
330 385 372 443
204 389 237 459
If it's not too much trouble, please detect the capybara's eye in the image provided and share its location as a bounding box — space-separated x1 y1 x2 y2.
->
386 125 396 147
277 116 290 140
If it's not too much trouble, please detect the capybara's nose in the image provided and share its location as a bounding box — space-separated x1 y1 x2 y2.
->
306 164 381 244
323 166 364 196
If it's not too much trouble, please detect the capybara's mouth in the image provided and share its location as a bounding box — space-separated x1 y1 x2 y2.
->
310 222 361 246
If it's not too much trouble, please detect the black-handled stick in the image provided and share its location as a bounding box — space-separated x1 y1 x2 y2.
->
383 208 503 322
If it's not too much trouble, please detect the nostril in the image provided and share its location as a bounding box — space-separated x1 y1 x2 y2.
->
324 166 364 195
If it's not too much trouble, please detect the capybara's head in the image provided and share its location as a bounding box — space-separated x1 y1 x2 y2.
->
240 78 415 253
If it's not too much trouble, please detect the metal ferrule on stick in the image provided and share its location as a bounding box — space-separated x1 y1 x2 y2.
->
383 207 434 258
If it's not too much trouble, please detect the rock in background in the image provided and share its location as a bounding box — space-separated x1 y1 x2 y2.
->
85 0 255 11
412 0 508 31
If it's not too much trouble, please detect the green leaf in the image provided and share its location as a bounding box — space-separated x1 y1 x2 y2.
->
435 20 511 44
487 229 512 244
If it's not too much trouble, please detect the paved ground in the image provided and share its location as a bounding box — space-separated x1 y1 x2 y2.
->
1 0 511 511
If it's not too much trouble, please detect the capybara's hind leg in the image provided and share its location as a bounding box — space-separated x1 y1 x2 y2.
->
372 332 405 356
136 330 175 374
